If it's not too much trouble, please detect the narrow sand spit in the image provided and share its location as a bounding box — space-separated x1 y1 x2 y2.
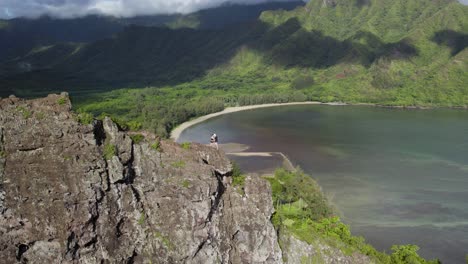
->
228 152 295 171
228 152 273 157
170 101 334 140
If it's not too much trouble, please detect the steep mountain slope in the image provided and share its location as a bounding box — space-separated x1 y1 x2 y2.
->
0 16 124 62
250 0 468 105
0 24 265 96
165 1 304 29
0 1 304 63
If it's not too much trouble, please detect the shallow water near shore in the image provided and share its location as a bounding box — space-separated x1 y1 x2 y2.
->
178 104 468 263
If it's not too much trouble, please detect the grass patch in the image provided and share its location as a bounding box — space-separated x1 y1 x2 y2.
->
75 111 94 125
231 162 246 194
103 143 117 160
57 97 67 105
35 112 45 120
130 134 145 144
182 179 190 188
17 106 32 119
232 174 246 188
180 142 191 150
171 160 186 169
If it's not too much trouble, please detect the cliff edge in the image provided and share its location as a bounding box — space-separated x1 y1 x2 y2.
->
0 94 281 263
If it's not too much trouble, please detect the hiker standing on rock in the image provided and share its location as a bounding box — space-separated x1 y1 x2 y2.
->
210 133 218 150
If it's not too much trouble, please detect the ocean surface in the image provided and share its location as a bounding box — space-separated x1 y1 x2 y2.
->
178 105 468 263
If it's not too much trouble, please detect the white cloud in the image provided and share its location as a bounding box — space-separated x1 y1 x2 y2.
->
1 0 465 19
0 0 298 19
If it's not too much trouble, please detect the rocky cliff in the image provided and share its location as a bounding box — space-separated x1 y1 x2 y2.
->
0 94 377 264
0 94 282 263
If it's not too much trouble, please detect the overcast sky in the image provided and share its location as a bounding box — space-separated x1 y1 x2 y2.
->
0 0 466 19
0 0 302 19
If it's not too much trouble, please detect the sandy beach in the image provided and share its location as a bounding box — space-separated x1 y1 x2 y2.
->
170 101 345 140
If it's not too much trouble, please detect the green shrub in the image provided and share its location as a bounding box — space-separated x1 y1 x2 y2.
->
268 168 332 221
180 142 191 150
232 161 242 178
127 120 142 131
0 150 5 158
111 117 129 130
390 245 440 264
231 161 246 194
103 143 117 160
57 97 67 105
232 174 246 194
151 139 161 151
130 134 145 144
75 111 94 125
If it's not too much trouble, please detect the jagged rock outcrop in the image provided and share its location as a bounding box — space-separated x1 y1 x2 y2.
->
216 174 282 263
0 94 282 263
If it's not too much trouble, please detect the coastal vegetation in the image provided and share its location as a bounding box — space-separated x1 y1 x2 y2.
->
268 168 440 264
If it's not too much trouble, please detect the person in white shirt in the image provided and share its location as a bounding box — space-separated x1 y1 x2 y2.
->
210 133 218 150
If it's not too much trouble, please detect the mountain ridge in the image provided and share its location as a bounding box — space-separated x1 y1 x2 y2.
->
0 1 304 62
0 0 466 135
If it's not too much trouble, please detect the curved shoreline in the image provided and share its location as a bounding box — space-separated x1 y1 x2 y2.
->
170 101 345 140
170 100 467 141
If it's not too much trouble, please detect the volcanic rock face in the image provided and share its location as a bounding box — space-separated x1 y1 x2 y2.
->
0 94 282 263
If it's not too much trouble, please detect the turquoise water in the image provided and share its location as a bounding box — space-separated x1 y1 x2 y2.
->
178 105 468 263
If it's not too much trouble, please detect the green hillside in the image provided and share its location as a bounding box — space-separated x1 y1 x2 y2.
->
0 0 467 136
